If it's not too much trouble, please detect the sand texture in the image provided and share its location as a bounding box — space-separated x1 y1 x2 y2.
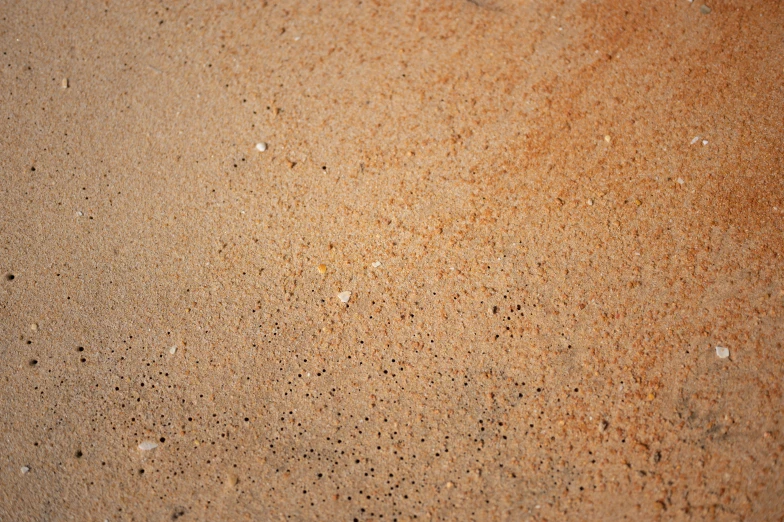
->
1 0 783 520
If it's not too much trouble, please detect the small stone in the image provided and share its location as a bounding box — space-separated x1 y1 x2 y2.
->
445 481 454 489
30 323 38 332
337 291 351 303
677 178 685 185
227 473 240 487
169 346 177 355
700 5 711 14
61 78 69 89
604 135 611 143
371 261 382 268
716 345 730 358
255 142 267 152
138 441 159 451
587 199 593 206
317 264 327 274
702 139 709 146
21 466 30 474
690 136 701 145
76 211 83 216
599 420 609 432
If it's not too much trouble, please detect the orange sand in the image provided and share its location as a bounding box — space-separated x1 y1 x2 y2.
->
1 1 783 520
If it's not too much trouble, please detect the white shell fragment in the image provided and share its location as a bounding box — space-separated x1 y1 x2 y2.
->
138 441 159 451
21 466 30 474
337 291 351 303
255 142 268 152
371 261 382 268
690 136 701 145
169 346 177 355
716 346 730 359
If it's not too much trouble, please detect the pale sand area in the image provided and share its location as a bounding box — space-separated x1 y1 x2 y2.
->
1 1 783 520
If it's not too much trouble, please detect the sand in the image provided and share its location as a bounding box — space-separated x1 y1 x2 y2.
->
1 0 783 520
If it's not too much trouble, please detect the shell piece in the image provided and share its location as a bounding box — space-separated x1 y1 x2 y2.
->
716 346 730 358
337 291 351 303
138 441 159 451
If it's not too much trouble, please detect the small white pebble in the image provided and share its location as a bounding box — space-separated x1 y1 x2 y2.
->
30 323 39 332
337 291 351 303
702 139 708 146
255 142 267 152
76 211 83 216
61 78 68 89
677 178 685 185
716 346 730 358
21 466 30 474
371 261 381 268
138 441 158 451
604 135 611 143
587 199 593 206
690 136 701 145
169 346 177 355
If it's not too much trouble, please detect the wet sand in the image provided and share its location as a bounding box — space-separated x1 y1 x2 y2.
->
1 1 783 520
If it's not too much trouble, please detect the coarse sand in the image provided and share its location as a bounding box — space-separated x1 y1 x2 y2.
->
1 1 783 520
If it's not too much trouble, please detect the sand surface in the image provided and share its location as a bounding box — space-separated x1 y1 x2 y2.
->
1 1 783 520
